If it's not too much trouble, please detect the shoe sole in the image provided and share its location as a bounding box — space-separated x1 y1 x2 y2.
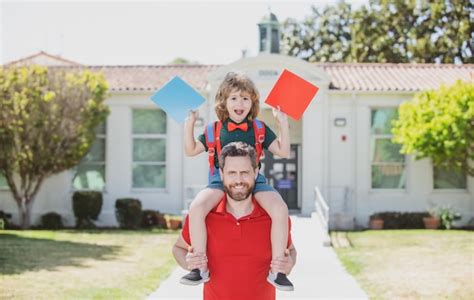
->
179 277 210 286
266 277 294 291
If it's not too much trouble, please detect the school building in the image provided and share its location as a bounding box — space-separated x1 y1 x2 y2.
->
1 13 473 229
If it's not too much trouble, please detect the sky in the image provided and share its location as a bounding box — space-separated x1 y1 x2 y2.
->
1 0 367 66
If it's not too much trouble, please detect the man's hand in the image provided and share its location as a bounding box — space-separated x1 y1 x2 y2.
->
270 249 295 275
185 246 208 271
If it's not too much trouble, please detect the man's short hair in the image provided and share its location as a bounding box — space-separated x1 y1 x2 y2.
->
219 142 258 170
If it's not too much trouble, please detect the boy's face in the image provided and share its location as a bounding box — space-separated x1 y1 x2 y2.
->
226 89 252 123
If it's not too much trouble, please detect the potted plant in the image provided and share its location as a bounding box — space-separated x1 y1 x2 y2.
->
423 207 441 229
436 205 462 230
369 213 384 230
165 214 182 230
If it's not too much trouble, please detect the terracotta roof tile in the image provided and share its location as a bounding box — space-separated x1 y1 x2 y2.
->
318 63 473 92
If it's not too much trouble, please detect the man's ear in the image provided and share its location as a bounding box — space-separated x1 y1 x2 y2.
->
254 168 259 180
219 169 224 179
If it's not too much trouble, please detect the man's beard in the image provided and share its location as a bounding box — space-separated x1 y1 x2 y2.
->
223 182 254 201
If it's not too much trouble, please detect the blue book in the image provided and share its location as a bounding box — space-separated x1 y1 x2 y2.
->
150 76 205 123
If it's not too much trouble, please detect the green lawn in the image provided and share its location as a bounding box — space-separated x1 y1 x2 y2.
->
0 229 179 299
334 230 474 300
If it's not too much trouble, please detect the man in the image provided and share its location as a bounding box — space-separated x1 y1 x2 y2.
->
173 141 296 300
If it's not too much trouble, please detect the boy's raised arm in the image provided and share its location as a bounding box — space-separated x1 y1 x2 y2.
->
184 110 206 156
268 107 290 158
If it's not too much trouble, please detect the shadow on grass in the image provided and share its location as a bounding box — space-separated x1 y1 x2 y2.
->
59 228 180 235
0 233 122 275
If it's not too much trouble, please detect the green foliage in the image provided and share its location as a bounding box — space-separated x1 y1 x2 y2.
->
392 80 474 176
429 205 462 230
281 0 473 63
41 212 64 230
0 65 109 228
115 198 142 229
72 191 103 228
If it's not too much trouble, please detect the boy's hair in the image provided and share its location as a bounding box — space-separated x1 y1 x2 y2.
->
219 142 258 170
214 72 260 122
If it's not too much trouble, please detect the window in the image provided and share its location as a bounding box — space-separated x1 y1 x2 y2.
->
72 123 106 190
434 166 467 189
370 108 406 189
132 109 166 188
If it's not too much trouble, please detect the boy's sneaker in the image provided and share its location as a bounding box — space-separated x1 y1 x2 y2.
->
267 271 294 291
180 268 210 286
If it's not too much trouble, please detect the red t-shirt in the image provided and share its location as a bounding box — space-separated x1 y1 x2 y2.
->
182 196 292 300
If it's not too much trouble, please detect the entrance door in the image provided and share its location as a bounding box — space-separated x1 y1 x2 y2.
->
261 144 299 209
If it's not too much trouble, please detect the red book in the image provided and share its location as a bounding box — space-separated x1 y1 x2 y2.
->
264 69 319 120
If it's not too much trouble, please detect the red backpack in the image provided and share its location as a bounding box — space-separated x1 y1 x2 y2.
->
204 119 266 176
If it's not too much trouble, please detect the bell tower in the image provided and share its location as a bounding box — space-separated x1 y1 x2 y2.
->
257 11 280 54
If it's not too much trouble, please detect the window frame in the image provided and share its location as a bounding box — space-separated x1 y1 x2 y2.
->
71 123 107 192
369 107 407 191
130 108 168 191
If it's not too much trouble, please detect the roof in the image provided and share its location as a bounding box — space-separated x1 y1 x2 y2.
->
3 52 473 92
319 63 473 92
86 65 219 92
90 63 472 92
4 51 83 67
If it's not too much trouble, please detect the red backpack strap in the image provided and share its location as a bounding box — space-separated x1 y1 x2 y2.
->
204 121 223 176
204 122 217 176
252 118 266 164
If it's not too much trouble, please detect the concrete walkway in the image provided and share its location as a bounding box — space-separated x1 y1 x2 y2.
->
147 215 368 300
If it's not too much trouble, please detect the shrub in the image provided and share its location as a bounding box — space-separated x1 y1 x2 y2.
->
0 211 12 229
41 212 63 229
72 191 103 228
141 210 167 229
375 212 430 229
115 198 142 229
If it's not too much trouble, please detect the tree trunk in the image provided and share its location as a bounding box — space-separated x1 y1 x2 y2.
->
16 196 34 229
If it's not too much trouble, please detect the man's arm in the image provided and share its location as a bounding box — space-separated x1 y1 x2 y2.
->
270 243 297 275
173 234 208 271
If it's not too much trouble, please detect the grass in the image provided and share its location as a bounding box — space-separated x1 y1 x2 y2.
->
333 230 474 300
0 229 179 299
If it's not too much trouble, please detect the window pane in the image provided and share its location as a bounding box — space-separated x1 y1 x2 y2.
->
372 165 406 189
371 138 404 163
133 165 165 188
371 108 398 135
72 164 105 190
133 139 166 162
0 174 8 188
434 166 467 189
95 122 106 135
133 109 166 134
82 138 105 162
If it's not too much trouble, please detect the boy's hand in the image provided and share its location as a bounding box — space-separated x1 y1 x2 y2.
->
272 106 288 125
186 110 199 124
270 249 294 275
185 246 208 271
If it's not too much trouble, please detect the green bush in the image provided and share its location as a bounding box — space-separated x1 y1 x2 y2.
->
373 212 430 229
0 211 12 229
115 198 142 229
41 212 63 229
141 210 167 229
72 191 103 228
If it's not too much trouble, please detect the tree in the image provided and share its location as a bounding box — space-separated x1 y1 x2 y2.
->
392 80 474 177
280 1 353 62
168 57 198 65
281 0 473 63
0 66 109 228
